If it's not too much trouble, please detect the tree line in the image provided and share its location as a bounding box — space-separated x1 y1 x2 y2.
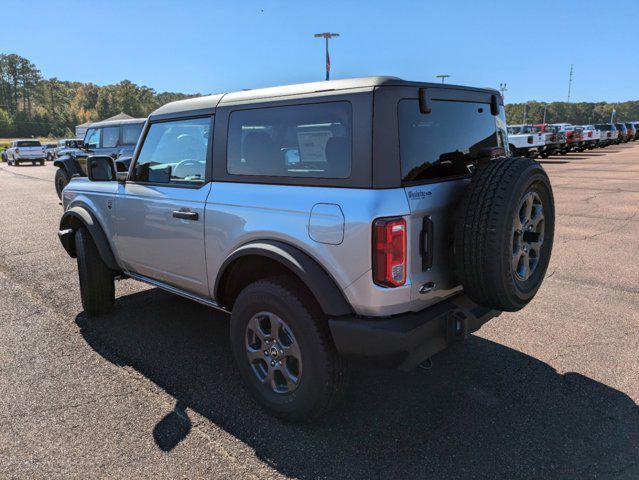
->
504 100 638 125
0 53 197 138
1 52 638 139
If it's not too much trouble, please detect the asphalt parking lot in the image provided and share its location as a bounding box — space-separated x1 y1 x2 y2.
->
1 147 638 479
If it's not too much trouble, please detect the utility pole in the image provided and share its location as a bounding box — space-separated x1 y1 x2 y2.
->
436 74 450 84
499 83 507 100
567 64 574 103
314 32 340 80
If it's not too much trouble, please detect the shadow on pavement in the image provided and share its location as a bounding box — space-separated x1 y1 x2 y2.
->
76 288 639 479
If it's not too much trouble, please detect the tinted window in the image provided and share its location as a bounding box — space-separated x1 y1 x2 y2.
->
399 100 507 183
102 126 119 148
84 128 101 148
122 123 143 145
133 117 210 185
16 140 41 147
227 102 352 178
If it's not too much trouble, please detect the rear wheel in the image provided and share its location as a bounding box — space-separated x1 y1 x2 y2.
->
55 168 70 199
75 227 115 317
454 156 555 311
230 277 346 421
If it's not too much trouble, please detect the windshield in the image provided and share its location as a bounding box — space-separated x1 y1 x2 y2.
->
17 141 41 147
398 99 507 184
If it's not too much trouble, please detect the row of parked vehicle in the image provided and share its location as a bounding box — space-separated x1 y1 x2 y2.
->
1 138 86 165
506 121 639 158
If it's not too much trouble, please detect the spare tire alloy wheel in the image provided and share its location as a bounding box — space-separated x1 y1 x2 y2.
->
246 311 302 394
512 191 544 281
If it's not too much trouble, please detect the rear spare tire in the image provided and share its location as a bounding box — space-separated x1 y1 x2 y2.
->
454 157 554 311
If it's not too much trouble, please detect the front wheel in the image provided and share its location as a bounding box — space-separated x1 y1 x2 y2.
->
55 168 70 199
230 277 346 421
75 227 115 317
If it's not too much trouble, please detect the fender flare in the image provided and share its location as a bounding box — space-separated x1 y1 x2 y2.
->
59 206 119 271
215 240 353 317
53 156 81 176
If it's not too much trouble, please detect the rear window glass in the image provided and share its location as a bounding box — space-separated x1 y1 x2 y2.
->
398 99 507 183
17 141 41 147
227 102 352 179
122 123 143 145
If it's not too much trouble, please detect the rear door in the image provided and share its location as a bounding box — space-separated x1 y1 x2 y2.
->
397 93 509 306
114 116 213 297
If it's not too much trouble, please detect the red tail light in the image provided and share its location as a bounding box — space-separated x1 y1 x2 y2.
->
608 132 611 138
373 217 407 287
527 136 533 144
588 131 593 138
14 148 19 154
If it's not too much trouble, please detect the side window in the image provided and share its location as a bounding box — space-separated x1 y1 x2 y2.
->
84 128 101 148
102 127 119 148
133 117 210 185
122 123 143 145
227 102 352 178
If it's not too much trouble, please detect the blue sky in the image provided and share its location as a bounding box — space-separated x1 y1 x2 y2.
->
3 0 638 103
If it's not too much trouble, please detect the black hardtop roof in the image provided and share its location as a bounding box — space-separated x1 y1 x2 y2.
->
150 76 501 118
88 117 146 128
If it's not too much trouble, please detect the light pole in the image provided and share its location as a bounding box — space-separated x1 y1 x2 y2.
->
499 83 507 100
436 74 450 84
314 32 340 80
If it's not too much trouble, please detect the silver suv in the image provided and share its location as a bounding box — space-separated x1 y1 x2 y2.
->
58 77 555 421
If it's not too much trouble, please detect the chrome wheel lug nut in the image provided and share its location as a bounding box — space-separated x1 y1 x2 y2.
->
270 361 275 367
264 350 269 356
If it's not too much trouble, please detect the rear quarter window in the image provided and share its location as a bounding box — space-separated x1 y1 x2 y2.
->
17 141 41 147
226 102 352 179
122 123 144 145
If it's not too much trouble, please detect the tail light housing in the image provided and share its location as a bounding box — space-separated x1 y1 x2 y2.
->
607 132 612 138
373 217 406 287
14 148 19 154
588 131 593 138
527 136 533 144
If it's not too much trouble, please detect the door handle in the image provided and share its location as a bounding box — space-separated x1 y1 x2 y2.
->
172 210 199 221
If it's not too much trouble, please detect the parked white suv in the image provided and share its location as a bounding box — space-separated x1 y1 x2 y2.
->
58 77 555 420
5 139 46 166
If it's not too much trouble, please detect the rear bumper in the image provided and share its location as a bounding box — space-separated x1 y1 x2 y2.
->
328 293 500 370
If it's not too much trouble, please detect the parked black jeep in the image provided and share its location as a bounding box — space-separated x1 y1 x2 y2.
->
54 118 145 198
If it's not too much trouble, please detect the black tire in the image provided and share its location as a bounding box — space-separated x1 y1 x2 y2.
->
75 227 115 317
454 157 555 312
230 277 346 422
55 168 70 199
39 160 45 166
32 161 36 166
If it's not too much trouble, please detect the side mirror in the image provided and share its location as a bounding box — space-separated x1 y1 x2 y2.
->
87 155 116 181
